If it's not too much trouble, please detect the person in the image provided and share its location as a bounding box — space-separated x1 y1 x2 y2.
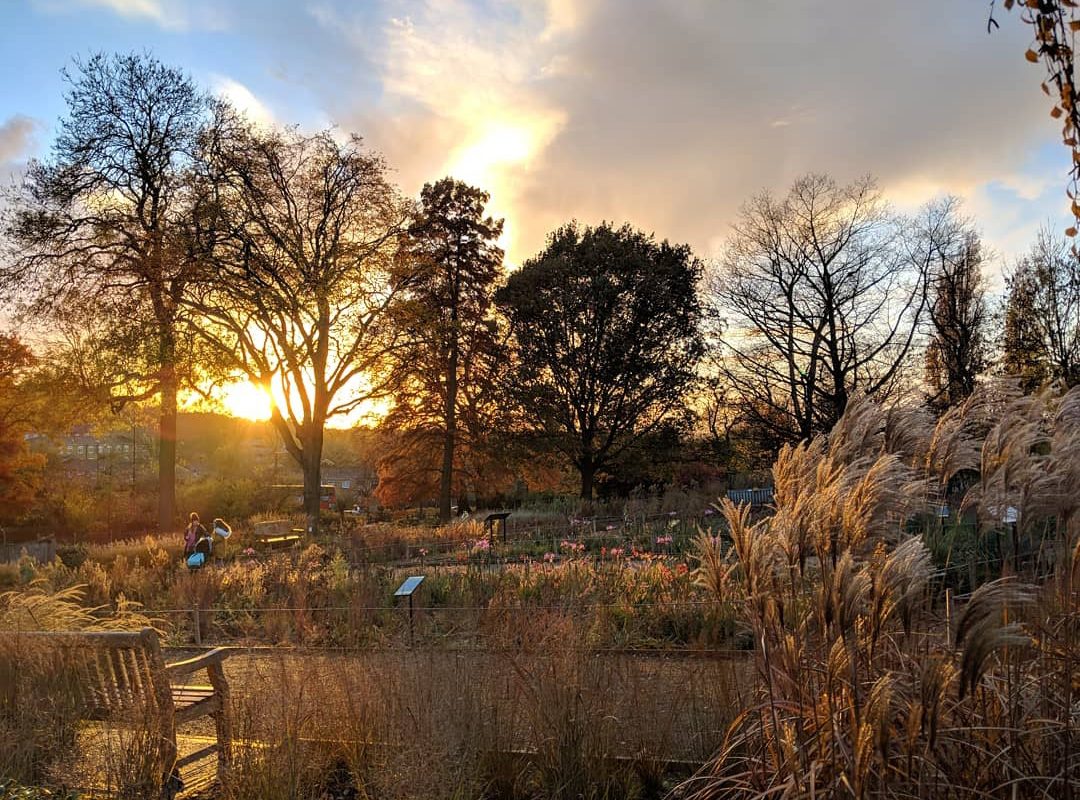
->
183 512 207 556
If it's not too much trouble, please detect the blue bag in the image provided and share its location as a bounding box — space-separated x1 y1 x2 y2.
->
186 552 206 570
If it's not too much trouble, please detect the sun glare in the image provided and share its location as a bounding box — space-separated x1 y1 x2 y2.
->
220 381 272 421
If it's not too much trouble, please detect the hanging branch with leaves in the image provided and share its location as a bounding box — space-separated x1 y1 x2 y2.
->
991 0 1080 235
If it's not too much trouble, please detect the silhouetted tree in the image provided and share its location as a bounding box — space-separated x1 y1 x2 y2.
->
497 222 704 500
1001 229 1080 388
381 178 505 521
711 174 946 443
192 126 411 534
1 52 217 531
925 224 990 411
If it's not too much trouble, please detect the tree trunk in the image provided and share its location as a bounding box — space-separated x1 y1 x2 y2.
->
157 331 177 533
579 461 595 501
439 335 458 524
301 426 325 537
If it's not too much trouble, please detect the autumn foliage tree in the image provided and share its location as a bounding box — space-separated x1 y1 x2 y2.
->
1001 229 1080 387
0 335 44 520
925 223 990 411
497 222 703 500
1 52 216 531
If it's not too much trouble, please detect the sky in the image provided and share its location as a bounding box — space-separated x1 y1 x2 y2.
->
0 0 1076 283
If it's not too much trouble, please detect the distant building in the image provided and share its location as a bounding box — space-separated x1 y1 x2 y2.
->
320 465 377 495
28 425 152 477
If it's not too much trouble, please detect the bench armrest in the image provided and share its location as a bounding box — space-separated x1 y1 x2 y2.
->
165 647 231 680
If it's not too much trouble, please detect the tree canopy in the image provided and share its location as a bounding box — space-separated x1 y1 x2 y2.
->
191 125 412 532
710 174 954 443
1 52 218 531
378 177 508 518
497 222 704 499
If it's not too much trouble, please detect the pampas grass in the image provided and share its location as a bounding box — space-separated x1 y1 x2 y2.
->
679 386 1080 799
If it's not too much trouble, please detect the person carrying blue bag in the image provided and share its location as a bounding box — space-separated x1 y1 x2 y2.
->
186 516 232 570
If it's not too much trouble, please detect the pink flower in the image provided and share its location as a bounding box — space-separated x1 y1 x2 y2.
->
419 548 429 557
605 524 615 531
242 547 256 557
609 547 624 558
543 552 556 563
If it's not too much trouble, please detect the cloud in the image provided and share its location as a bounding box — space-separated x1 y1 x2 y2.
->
0 116 38 166
310 0 569 261
31 0 228 31
211 76 276 128
297 0 1062 266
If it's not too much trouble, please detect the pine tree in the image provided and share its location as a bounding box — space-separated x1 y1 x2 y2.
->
381 178 505 521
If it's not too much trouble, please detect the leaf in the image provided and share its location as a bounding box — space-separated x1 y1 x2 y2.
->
1052 106 1065 118
1025 49 1039 63
1071 20 1080 31
1066 227 1078 238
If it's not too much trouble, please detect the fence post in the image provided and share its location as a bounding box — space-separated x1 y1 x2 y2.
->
192 602 202 646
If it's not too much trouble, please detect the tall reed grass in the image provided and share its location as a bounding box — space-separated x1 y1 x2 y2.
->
681 386 1080 798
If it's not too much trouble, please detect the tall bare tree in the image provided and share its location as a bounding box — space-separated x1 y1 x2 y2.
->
1 52 215 531
925 220 990 411
710 174 945 443
192 126 411 534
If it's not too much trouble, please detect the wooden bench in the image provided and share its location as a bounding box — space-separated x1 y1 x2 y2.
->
251 519 304 551
10 628 232 797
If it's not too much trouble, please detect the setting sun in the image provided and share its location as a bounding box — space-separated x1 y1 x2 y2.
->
219 380 272 421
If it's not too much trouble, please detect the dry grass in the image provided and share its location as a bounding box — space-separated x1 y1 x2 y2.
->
678 386 1080 799
213 615 741 800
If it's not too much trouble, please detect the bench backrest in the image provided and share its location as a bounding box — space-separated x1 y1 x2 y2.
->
251 519 291 538
9 628 169 721
726 487 774 508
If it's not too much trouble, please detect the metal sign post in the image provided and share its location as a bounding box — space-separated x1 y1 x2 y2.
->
394 576 425 647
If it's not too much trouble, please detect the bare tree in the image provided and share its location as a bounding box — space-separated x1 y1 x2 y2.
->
192 126 412 534
1001 229 1080 387
710 174 944 444
1 53 215 531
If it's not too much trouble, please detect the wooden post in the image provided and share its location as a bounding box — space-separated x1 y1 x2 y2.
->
192 604 202 647
207 661 232 783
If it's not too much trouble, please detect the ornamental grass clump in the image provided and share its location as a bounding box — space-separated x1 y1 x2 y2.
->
681 386 1080 799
